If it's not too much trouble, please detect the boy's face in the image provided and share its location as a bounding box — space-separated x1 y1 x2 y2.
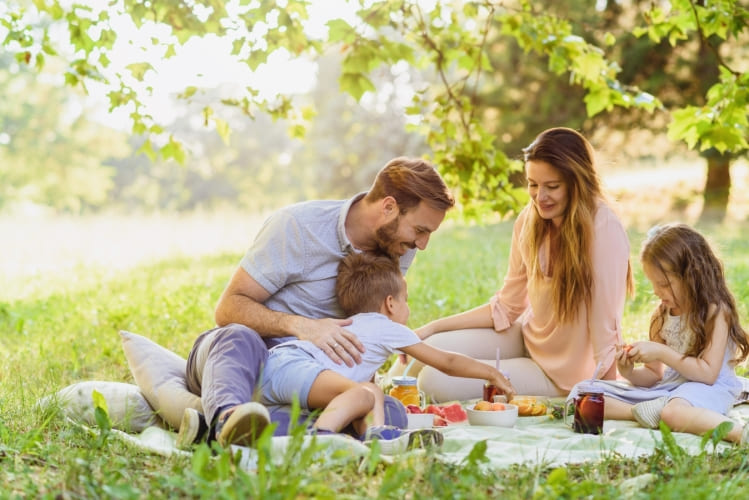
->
390 277 410 325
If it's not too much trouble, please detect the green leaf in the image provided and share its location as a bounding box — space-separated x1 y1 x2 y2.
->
214 118 231 144
339 72 375 101
126 62 154 81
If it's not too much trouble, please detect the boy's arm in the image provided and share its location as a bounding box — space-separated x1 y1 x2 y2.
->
400 342 515 397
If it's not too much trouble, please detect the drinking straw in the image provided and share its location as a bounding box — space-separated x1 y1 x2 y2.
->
592 361 603 381
495 347 501 371
404 357 416 378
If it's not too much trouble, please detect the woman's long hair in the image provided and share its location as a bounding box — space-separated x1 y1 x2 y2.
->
642 223 749 363
520 127 633 322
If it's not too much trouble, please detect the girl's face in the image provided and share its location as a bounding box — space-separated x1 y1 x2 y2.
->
526 160 569 227
643 260 686 315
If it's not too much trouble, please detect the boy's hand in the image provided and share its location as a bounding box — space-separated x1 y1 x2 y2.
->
490 370 516 399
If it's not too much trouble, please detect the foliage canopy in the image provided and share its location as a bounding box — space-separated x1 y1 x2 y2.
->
2 0 747 217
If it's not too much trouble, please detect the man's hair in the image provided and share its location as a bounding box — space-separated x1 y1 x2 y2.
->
336 252 404 316
364 157 455 214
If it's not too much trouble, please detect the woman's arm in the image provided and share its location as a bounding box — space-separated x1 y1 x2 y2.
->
587 205 631 380
401 342 515 397
415 303 493 340
417 210 532 340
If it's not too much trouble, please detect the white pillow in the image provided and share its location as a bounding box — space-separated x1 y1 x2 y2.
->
120 330 202 430
38 381 158 433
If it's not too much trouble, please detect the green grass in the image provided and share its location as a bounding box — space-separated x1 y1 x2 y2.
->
2 220 749 498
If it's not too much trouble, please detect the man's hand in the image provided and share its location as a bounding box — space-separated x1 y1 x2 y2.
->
296 317 364 367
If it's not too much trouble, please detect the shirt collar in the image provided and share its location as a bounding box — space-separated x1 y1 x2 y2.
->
338 192 367 254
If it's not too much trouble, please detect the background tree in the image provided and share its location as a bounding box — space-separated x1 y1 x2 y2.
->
2 0 746 219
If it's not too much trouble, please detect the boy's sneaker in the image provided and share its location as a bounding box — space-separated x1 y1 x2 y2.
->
176 407 209 450
364 425 443 455
216 402 271 448
632 396 668 429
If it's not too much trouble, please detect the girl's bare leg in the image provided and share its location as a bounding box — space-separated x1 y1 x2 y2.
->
603 396 636 421
661 398 744 443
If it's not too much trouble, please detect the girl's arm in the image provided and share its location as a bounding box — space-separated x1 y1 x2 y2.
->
628 304 729 384
401 342 515 397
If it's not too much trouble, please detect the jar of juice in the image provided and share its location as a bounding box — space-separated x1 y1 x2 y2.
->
564 382 605 434
388 376 423 407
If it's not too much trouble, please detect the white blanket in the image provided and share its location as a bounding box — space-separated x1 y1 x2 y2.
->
108 404 749 471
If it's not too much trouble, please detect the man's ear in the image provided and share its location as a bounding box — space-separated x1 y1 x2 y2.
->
382 196 399 218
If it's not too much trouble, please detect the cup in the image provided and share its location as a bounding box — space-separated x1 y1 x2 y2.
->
564 383 605 434
483 382 503 402
389 376 425 407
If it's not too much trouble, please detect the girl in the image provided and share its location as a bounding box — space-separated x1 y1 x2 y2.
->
389 127 633 400
573 223 749 444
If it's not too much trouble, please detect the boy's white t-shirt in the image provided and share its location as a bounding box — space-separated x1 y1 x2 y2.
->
272 312 421 383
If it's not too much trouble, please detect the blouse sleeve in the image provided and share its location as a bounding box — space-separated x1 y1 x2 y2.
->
588 204 630 378
490 207 531 331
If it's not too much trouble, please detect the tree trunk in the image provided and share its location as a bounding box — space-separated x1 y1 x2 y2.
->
698 151 731 224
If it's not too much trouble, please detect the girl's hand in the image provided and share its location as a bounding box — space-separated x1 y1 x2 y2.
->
627 341 664 364
615 344 634 377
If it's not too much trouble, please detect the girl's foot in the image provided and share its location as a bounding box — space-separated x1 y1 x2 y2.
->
632 396 668 429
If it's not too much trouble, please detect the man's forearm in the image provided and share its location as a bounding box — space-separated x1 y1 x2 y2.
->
215 295 302 339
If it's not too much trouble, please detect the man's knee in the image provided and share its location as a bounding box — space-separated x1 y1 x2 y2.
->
212 324 269 359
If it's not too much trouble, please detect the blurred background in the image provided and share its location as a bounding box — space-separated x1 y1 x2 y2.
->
1 0 747 281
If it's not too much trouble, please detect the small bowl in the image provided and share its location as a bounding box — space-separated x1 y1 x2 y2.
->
465 403 518 427
407 412 435 429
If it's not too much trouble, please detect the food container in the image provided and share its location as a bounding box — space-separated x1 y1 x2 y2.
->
406 412 435 429
465 403 518 427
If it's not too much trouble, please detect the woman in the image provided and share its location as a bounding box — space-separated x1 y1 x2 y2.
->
392 127 633 401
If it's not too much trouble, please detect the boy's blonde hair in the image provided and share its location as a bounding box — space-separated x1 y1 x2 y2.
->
336 252 404 316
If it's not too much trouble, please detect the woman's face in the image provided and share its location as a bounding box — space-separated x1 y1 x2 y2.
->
526 160 569 227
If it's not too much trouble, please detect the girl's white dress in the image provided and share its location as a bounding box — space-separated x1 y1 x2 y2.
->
569 313 742 415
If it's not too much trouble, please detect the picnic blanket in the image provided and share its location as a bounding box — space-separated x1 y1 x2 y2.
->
96 402 749 472
44 330 749 471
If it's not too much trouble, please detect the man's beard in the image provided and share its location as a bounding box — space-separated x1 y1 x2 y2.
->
374 216 414 258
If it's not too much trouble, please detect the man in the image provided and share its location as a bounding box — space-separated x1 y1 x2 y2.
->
182 157 455 447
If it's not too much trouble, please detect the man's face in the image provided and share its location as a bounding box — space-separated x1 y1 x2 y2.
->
375 202 446 257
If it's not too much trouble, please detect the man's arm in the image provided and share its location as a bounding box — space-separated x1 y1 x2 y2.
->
214 266 364 366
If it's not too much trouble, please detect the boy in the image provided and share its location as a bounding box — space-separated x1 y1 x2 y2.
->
256 252 515 451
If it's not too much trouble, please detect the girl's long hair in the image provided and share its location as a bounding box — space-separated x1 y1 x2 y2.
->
521 127 633 322
642 223 749 363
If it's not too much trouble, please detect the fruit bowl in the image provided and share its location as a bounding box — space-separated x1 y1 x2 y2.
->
465 402 518 427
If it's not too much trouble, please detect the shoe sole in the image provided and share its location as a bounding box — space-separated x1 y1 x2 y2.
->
176 408 200 450
217 402 271 448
